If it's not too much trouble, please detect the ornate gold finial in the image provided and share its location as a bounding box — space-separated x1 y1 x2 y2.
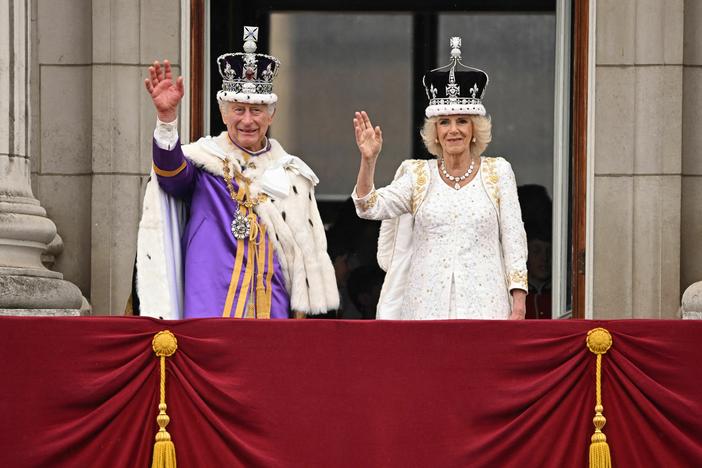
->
152 330 178 357
586 327 612 355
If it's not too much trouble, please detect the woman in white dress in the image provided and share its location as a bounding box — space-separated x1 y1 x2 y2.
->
351 37 528 320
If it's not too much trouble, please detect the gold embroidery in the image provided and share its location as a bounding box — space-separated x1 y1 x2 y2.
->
153 160 187 177
411 160 428 214
360 190 378 211
482 157 500 209
509 270 528 287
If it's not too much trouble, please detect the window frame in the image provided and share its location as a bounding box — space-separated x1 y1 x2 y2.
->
188 0 589 318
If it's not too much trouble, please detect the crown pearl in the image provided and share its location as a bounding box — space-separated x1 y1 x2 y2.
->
243 40 257 53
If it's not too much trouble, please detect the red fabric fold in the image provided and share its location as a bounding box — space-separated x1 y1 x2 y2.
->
1 317 701 467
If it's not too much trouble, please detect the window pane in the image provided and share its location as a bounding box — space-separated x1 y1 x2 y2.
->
439 13 556 194
270 13 413 198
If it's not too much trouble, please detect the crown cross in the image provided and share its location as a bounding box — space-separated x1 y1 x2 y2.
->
243 26 258 42
243 54 258 80
446 83 460 99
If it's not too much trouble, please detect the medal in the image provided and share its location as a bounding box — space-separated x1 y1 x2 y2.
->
231 209 251 240
222 158 267 241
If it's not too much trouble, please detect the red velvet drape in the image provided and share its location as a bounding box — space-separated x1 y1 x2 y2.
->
1 317 701 467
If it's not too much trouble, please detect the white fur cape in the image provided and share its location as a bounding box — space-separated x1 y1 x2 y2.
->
136 134 339 319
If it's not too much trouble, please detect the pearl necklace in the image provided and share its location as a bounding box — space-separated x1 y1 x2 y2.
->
440 157 475 190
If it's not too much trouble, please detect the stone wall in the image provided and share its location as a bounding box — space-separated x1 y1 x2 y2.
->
681 1 702 295
31 0 182 315
592 0 685 318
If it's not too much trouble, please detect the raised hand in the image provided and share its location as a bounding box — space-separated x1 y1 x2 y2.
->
354 111 383 162
144 60 184 123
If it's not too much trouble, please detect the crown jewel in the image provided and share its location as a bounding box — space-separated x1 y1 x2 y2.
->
422 37 489 117
216 26 280 104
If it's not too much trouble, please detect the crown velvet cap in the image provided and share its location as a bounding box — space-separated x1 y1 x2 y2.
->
423 37 489 117
217 26 280 105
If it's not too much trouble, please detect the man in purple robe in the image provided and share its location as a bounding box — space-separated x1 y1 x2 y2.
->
135 27 338 319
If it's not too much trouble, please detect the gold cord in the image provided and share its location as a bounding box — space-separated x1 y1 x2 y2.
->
222 158 271 318
151 331 178 468
586 328 613 468
222 159 268 212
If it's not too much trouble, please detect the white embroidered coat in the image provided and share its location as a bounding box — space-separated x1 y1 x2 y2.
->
353 157 528 320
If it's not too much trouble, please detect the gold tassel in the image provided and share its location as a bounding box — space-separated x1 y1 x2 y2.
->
151 331 178 468
256 285 268 319
586 328 613 468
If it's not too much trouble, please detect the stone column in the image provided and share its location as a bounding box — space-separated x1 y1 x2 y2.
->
89 0 181 315
0 0 83 315
681 0 702 294
592 0 684 318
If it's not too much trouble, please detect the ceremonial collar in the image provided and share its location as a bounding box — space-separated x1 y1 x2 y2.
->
228 134 272 158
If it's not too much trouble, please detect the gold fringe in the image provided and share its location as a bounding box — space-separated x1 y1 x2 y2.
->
586 328 613 468
151 331 178 468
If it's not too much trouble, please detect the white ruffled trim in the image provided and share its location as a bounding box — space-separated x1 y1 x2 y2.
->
216 90 278 104
154 118 179 150
425 103 486 117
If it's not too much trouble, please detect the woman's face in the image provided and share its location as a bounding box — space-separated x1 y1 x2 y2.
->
436 115 473 157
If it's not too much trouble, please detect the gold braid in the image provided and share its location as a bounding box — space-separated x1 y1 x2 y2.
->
222 158 268 242
222 158 270 318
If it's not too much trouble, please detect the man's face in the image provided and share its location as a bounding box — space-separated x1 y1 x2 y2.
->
220 102 274 152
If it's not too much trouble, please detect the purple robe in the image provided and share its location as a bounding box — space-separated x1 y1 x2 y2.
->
152 139 291 318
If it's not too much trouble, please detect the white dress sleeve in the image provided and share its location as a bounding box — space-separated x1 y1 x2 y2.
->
351 165 414 221
496 158 529 292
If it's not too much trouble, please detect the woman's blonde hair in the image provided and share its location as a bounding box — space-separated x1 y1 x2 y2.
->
420 115 492 157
